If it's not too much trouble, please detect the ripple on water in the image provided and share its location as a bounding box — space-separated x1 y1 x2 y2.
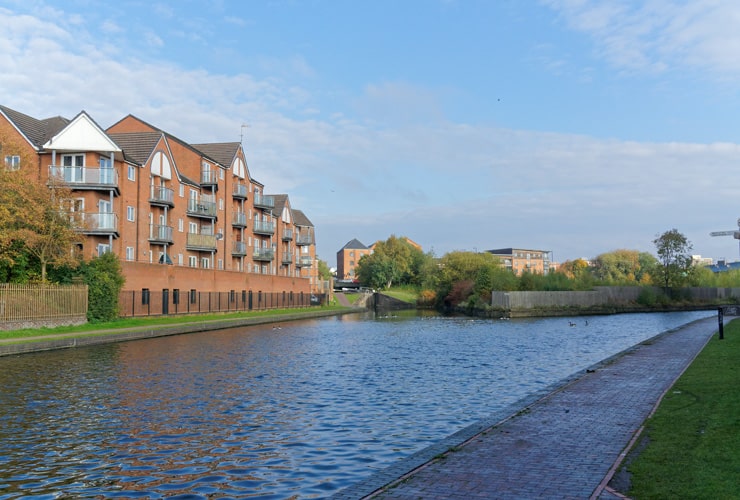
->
0 310 712 498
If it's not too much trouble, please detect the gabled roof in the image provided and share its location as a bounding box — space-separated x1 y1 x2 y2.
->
109 114 223 167
0 104 69 149
43 111 122 153
341 238 367 250
191 142 240 167
108 132 163 165
272 194 290 214
292 209 314 228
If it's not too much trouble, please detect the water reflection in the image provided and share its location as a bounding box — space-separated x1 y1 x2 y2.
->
0 310 711 498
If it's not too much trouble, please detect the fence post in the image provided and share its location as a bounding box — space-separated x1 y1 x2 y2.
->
718 306 724 340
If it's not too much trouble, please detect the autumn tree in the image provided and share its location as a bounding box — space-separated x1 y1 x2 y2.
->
653 229 693 290
432 251 507 306
0 134 81 282
592 249 638 283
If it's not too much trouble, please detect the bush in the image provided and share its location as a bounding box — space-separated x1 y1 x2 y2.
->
417 289 436 307
81 253 125 322
637 287 658 306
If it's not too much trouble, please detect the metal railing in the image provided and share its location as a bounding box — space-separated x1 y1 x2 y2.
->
0 284 88 329
119 289 326 317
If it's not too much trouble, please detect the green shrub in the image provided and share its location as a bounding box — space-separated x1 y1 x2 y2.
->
81 253 125 323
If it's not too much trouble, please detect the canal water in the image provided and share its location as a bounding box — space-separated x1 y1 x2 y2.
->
0 310 712 499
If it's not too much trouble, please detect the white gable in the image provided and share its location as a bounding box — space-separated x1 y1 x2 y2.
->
43 112 121 152
233 157 246 179
282 206 291 223
151 151 172 180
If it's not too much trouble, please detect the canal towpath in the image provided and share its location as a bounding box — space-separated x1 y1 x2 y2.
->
332 315 723 499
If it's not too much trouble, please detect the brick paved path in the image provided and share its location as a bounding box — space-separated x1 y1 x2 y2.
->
333 316 719 500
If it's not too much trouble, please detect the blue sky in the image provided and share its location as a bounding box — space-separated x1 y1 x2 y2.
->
4 0 740 267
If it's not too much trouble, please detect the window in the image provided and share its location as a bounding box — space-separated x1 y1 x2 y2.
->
217 258 223 270
178 253 183 266
179 184 185 197
128 165 136 181
190 289 197 304
188 256 197 268
99 156 112 168
253 264 259 273
189 222 198 234
262 265 268 274
97 244 110 256
178 218 184 232
125 247 134 261
4 155 20 171
201 257 210 269
127 206 135 222
220 168 224 180
219 198 223 211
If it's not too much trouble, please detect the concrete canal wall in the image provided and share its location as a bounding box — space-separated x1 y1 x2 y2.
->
492 286 740 316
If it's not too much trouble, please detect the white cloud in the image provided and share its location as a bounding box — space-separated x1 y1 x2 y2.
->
545 0 740 78
3 4 740 265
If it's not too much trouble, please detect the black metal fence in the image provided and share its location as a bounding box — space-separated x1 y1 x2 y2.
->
119 289 327 318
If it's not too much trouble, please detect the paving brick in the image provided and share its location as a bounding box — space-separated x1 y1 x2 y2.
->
333 317 720 500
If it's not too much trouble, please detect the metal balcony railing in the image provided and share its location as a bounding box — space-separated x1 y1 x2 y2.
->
253 194 275 209
149 185 174 207
253 220 275 235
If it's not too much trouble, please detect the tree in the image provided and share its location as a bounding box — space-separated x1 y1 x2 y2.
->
592 249 642 284
0 133 81 282
355 235 423 289
316 258 332 280
653 229 693 290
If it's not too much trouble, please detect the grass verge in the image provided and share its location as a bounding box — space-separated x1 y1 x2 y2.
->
382 287 418 304
626 319 740 498
0 305 352 341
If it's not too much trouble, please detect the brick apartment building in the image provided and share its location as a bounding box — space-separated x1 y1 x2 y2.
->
487 248 553 275
336 238 372 280
0 105 319 295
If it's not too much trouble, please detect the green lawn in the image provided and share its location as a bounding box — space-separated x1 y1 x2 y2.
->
626 319 740 498
0 305 351 341
381 287 418 304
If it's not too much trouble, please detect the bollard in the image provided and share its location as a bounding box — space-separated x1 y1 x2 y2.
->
718 307 724 340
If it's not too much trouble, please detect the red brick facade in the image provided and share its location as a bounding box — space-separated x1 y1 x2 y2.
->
1 106 318 295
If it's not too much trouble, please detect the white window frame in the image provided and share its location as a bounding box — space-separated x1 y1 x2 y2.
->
127 165 136 181
125 247 134 261
126 206 135 222
188 256 197 268
178 218 184 232
5 155 20 171
201 257 210 269
179 184 185 197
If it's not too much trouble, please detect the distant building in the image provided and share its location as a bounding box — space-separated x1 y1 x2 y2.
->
705 259 740 273
487 248 552 275
336 238 372 280
691 255 713 267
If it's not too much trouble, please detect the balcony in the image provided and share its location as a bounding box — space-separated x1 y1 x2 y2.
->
253 220 275 235
187 199 217 219
232 211 247 228
149 185 175 207
148 224 173 244
49 166 119 194
296 232 314 246
232 241 247 256
296 256 313 268
253 194 274 209
75 212 118 236
186 232 217 251
233 183 248 199
201 169 218 189
281 253 293 265
282 228 293 241
253 248 275 261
